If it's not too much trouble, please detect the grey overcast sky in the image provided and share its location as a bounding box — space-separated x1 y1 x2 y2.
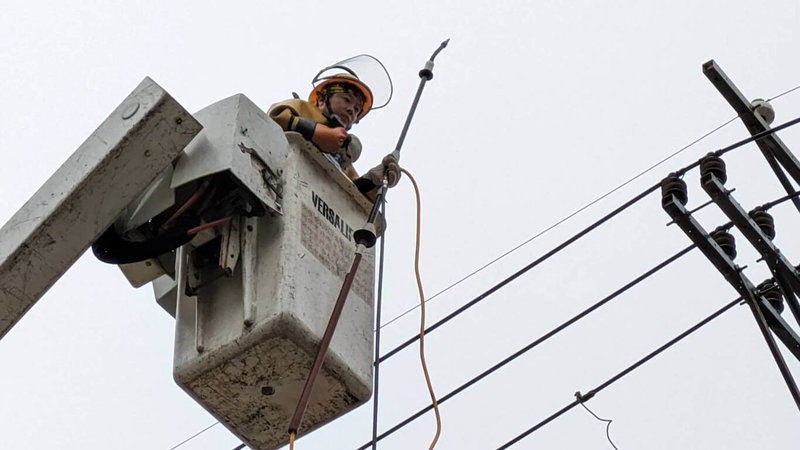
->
1 1 799 449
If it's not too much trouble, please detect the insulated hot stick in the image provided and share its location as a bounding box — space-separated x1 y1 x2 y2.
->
287 40 450 443
354 38 449 247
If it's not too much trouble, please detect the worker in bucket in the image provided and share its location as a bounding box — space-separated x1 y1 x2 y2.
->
269 55 400 199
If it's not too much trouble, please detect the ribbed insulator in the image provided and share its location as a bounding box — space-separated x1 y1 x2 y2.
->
710 228 736 260
700 153 727 184
749 208 776 240
661 173 688 206
756 280 784 314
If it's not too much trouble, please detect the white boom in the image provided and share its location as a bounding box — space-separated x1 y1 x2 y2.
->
0 77 201 339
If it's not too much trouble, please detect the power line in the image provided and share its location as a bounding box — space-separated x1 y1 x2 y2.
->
378 185 656 363
767 83 800 102
167 421 219 450
377 114 800 364
358 244 695 449
381 81 800 332
378 115 738 330
496 296 741 449
183 189 800 450
715 117 800 159
360 162 800 448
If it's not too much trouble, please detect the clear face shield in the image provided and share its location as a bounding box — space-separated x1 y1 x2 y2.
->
311 54 394 114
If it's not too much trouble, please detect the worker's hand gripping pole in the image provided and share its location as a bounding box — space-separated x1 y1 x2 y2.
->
288 40 449 442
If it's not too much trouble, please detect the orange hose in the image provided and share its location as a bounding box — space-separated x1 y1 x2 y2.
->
161 179 210 231
401 168 442 449
186 216 232 235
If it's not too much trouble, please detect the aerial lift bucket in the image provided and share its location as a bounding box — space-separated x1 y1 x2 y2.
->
134 95 378 449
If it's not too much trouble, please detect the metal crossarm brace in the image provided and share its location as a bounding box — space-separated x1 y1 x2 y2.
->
702 174 800 329
663 195 745 294
759 297 800 361
663 195 800 410
703 60 800 212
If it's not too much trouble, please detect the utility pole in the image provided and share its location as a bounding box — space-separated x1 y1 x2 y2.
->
660 61 800 412
704 60 800 213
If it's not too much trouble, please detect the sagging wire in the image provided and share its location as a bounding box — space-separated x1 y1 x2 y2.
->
378 114 739 331
380 79 800 332
767 83 800 102
402 168 442 449
376 114 800 365
357 244 695 449
496 297 741 449
361 176 800 448
167 421 219 450
575 392 618 450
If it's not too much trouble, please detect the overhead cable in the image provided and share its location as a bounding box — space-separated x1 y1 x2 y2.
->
382 80 800 331
378 115 738 330
767 83 800 102
357 244 695 449
361 185 800 448
167 421 219 450
496 296 741 449
378 115 800 364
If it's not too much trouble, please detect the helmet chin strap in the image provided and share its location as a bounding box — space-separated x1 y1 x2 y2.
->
328 113 345 129
320 91 351 151
322 93 344 128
